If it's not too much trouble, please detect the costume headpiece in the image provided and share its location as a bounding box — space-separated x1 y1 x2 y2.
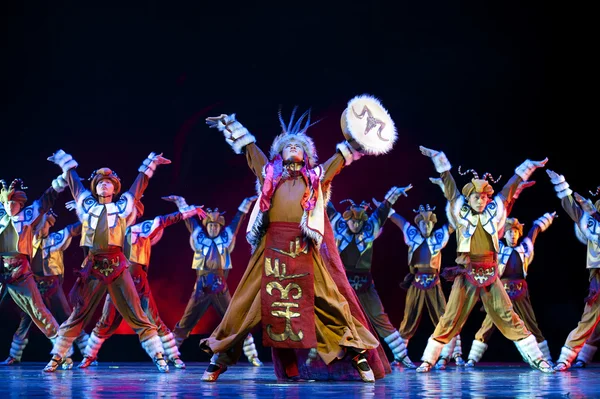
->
269 107 320 168
458 167 501 197
340 199 370 221
0 178 28 204
413 204 437 225
589 186 600 210
504 217 524 236
203 208 226 227
89 168 122 198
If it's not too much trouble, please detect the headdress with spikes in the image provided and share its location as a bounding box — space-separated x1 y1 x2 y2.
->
0 178 28 204
458 166 502 197
341 199 371 221
269 106 321 168
413 204 437 225
89 168 122 198
203 208 226 227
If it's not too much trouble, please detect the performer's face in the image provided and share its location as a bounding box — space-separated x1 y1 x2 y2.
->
206 222 222 238
347 218 364 233
504 228 520 247
418 220 434 237
96 178 115 197
282 141 304 163
467 192 490 213
3 200 23 216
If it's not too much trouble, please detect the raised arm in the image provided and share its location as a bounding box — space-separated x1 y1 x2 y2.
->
227 196 257 238
146 205 203 242
527 212 556 245
161 195 205 235
499 158 548 206
419 146 460 202
370 185 412 232
206 113 269 183
47 150 84 201
127 152 172 201
547 170 582 223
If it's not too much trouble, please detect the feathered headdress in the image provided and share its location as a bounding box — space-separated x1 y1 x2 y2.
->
269 107 320 167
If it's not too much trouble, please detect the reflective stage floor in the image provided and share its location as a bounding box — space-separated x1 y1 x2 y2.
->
1 362 598 398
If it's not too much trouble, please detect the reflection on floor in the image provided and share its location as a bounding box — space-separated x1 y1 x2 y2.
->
0 362 598 398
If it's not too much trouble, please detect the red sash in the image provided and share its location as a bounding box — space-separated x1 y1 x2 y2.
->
84 250 128 284
502 278 528 300
465 254 498 288
261 222 316 349
412 272 440 290
0 254 32 284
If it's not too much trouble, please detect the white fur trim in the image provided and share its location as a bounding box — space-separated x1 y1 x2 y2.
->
160 333 181 358
270 132 317 167
50 150 78 173
138 157 157 178
238 198 254 214
549 173 566 185
453 335 463 357
384 331 407 359
343 94 397 155
515 335 544 364
9 337 28 360
432 152 451 173
74 331 90 354
515 160 537 181
335 141 362 166
141 335 164 359
467 340 488 362
576 343 597 364
440 337 457 360
384 186 402 205
554 182 572 198
421 337 445 364
84 332 106 359
243 334 259 359
538 340 552 361
51 175 68 193
534 213 553 232
556 346 578 367
230 131 257 155
51 336 76 357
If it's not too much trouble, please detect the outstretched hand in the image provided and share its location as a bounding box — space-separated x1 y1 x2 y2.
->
397 184 413 197
532 158 548 168
546 169 560 181
149 152 171 165
65 200 77 212
371 198 382 207
195 205 207 219
429 177 443 188
514 180 536 199
419 146 439 158
206 114 228 128
47 150 66 164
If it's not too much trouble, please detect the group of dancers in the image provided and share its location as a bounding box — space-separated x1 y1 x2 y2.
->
1 94 599 383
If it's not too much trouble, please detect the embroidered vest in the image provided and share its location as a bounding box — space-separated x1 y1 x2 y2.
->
450 195 506 253
497 239 534 278
31 226 75 276
402 222 450 270
576 214 600 269
190 225 234 270
0 202 42 257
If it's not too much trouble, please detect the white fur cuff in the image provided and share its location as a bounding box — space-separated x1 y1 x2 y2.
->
180 205 197 220
468 340 488 362
534 213 553 232
51 175 68 193
238 198 253 213
336 141 362 166
384 186 401 205
432 152 451 174
421 337 445 364
515 160 537 181
554 181 572 199
141 335 164 359
557 346 578 367
138 157 157 178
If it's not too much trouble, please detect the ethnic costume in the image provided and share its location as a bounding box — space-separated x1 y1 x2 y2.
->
170 196 263 367
80 198 200 369
547 173 600 371
43 150 171 372
2 211 88 366
388 204 463 368
466 213 555 366
199 95 396 383
327 190 423 369
0 178 66 360
415 147 552 373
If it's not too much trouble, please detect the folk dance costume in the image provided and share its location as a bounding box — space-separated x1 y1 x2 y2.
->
2 210 88 366
199 95 396 383
79 197 203 370
415 146 552 373
0 178 66 362
572 318 600 368
169 195 264 367
327 187 415 368
547 172 600 371
43 150 171 372
387 203 464 369
466 213 555 367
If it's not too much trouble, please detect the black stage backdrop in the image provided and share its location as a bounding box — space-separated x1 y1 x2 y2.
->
0 1 593 362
